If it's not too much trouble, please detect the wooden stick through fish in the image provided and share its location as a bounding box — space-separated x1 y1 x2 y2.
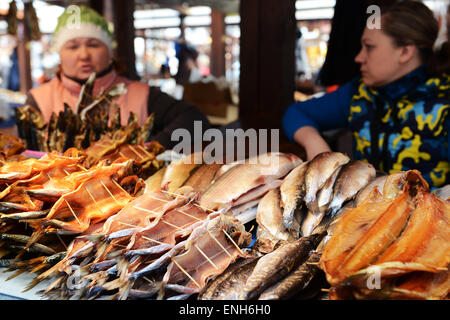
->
128 145 145 160
171 258 201 289
64 198 82 226
222 229 244 256
111 179 132 196
194 244 219 270
118 221 139 228
207 231 233 258
159 218 184 231
101 181 121 205
174 208 203 222
56 232 68 250
136 145 153 158
141 235 166 246
85 185 105 216
131 205 160 215
149 192 215 213
119 151 127 159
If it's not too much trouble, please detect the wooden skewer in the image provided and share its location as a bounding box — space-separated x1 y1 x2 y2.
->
56 232 68 250
112 242 128 249
128 145 145 160
174 208 203 222
171 258 201 289
136 145 153 158
77 165 88 171
194 244 219 270
147 192 214 213
145 194 173 203
118 221 139 228
119 151 127 159
132 205 160 215
159 218 184 231
84 186 105 216
306 262 319 266
222 229 244 256
141 235 166 246
208 231 233 258
101 181 121 205
143 276 154 284
321 288 330 292
63 169 70 176
64 198 82 226
111 179 132 196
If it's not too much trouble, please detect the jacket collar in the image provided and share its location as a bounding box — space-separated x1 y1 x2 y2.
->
371 65 427 100
59 66 118 97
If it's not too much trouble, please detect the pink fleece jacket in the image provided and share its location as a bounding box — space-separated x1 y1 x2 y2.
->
29 69 149 126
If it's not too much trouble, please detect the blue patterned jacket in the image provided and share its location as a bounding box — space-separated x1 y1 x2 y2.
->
283 66 449 188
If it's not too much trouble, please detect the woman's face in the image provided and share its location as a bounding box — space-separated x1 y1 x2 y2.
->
59 37 111 80
354 27 408 87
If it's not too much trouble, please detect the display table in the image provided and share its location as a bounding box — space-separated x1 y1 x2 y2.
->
0 267 50 300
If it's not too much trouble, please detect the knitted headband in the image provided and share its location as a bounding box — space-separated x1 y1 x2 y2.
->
52 5 113 53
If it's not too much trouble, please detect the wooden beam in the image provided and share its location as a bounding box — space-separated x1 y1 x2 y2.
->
17 10 32 94
239 0 296 130
239 0 303 158
110 0 139 80
210 9 225 77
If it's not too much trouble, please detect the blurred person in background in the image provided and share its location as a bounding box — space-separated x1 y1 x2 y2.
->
22 5 209 149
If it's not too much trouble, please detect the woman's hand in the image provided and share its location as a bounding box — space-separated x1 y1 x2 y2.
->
293 126 331 161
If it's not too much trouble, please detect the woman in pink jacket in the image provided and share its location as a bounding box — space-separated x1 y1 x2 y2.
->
23 5 209 149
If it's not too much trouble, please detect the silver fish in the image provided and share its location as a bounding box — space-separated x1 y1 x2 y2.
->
316 165 343 212
280 161 308 231
300 210 325 237
200 153 301 211
259 251 322 300
304 152 350 213
328 160 376 216
257 189 293 242
238 232 325 300
198 256 260 300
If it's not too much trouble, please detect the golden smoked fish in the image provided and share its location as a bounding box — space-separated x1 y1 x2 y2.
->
325 191 412 286
161 153 202 192
319 189 393 283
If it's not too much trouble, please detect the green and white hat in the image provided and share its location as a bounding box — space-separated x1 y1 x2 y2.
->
52 5 113 53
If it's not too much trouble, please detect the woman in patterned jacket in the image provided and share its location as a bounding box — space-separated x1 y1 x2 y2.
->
283 1 449 188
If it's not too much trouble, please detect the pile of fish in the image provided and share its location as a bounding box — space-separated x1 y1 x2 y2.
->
33 187 252 300
195 152 377 300
318 170 450 300
0 144 164 276
3 147 445 300
14 73 155 153
254 151 376 253
0 151 306 299
0 133 26 160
